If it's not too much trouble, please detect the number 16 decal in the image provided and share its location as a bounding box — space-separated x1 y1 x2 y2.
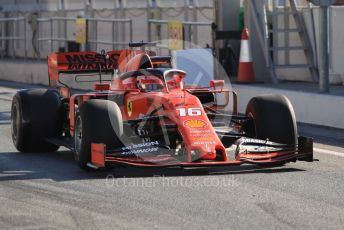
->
176 108 202 117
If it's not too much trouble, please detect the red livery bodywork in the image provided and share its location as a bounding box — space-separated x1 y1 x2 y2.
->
42 46 313 169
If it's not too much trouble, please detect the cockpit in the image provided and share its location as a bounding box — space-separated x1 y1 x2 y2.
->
113 52 186 92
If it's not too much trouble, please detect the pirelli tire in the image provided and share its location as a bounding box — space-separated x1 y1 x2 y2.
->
245 94 297 146
74 99 123 170
11 89 62 152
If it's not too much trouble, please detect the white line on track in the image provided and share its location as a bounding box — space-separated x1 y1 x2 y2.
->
314 147 344 157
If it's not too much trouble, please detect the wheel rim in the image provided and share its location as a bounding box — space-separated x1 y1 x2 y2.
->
11 103 18 141
74 115 82 157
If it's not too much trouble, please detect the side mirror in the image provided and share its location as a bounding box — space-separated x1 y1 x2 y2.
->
210 80 225 88
209 80 230 110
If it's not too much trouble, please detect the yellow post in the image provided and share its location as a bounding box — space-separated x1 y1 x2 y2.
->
168 20 183 51
75 18 87 44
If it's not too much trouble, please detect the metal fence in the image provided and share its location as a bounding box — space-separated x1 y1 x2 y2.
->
0 17 27 59
0 15 133 60
0 0 214 59
37 17 132 59
87 18 132 50
0 15 212 59
148 19 213 53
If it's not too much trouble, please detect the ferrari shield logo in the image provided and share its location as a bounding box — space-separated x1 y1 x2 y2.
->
127 101 133 117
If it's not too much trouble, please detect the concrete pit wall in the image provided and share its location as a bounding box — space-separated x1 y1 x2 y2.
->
0 59 49 86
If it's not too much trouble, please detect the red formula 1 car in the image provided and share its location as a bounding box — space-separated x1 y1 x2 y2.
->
11 43 313 170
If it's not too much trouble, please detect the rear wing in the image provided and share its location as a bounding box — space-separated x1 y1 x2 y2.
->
47 51 122 85
47 50 159 86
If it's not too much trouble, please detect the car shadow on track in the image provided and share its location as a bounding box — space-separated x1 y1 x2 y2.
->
0 150 305 182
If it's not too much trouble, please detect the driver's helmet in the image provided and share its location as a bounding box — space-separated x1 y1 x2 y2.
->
137 76 163 92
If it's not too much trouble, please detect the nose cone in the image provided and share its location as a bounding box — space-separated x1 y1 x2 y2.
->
167 95 225 162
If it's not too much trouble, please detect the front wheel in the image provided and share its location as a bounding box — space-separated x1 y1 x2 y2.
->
74 99 123 170
244 94 297 146
244 94 298 166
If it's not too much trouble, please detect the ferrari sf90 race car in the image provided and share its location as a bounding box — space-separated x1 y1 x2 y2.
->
10 43 313 170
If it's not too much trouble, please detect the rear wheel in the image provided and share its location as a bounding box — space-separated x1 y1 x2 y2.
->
245 94 297 145
11 89 62 152
74 99 123 170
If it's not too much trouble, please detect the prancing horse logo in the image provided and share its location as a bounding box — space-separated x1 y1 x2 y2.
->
127 101 133 117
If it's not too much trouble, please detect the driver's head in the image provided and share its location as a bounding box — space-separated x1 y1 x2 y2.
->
137 76 163 92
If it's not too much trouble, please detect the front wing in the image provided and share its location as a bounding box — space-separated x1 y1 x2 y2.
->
90 136 313 168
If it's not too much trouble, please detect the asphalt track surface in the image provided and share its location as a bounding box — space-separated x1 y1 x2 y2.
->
0 81 344 230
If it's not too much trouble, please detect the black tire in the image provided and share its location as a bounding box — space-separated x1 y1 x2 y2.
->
245 94 297 145
11 89 62 152
74 99 123 170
